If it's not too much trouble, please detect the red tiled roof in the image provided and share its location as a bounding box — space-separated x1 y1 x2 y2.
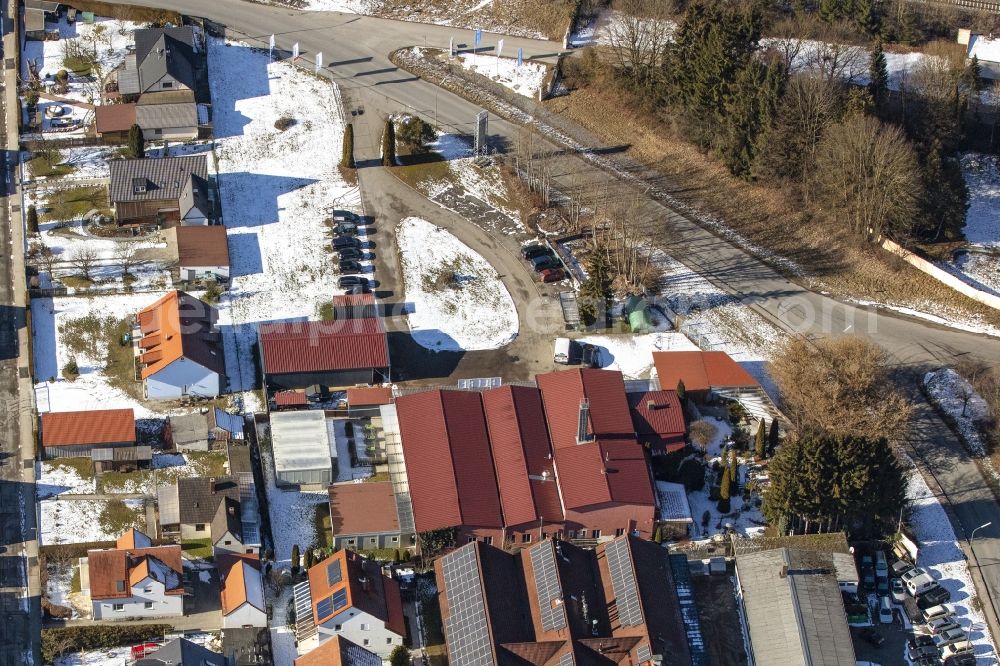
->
554 441 654 509
295 635 378 666
273 390 307 406
331 293 376 308
651 351 758 392
259 319 389 375
628 391 685 453
481 385 563 526
536 369 636 451
95 102 136 134
136 290 224 379
346 386 393 407
396 390 503 532
172 225 230 267
41 409 135 447
307 550 405 636
87 544 183 600
328 481 400 535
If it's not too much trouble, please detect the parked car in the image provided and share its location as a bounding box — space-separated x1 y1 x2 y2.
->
902 568 937 596
521 243 552 260
909 634 937 650
339 260 363 273
922 604 954 623
918 585 952 609
553 337 572 365
907 644 941 663
530 255 561 271
891 559 914 578
943 651 977 666
333 236 359 249
927 616 959 634
539 267 566 283
859 627 885 647
337 248 363 261
346 283 371 295
860 557 876 591
933 628 968 648
580 343 600 369
338 276 367 289
941 641 974 660
334 223 358 236
890 578 906 603
878 596 893 624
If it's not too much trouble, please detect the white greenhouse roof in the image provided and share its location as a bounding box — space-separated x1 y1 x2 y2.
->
656 481 693 523
270 411 335 473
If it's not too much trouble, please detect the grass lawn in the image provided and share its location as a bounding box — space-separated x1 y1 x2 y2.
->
28 152 76 178
98 499 143 535
62 54 93 76
393 157 451 191
313 503 333 550
50 457 94 481
101 451 229 493
41 186 108 223
181 538 214 561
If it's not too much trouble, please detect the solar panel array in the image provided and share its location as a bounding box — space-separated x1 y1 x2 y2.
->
558 651 575 666
441 545 494 666
346 642 384 666
636 643 652 663
529 542 567 631
315 595 334 620
292 581 317 641
332 588 349 612
328 561 343 586
605 539 644 627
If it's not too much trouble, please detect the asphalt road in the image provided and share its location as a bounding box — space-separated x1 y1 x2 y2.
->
86 0 1000 643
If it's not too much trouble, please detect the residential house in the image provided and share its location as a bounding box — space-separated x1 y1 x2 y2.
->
269 411 335 487
167 225 230 284
651 350 758 399
94 102 137 142
157 476 258 555
735 547 857 665
295 635 383 666
328 481 414 552
135 638 227 666
136 89 198 141
434 536 694 666
81 529 184 619
627 389 686 455
167 408 244 451
222 627 273 666
109 154 212 227
24 0 58 41
220 557 267 628
134 290 224 400
292 550 407 659
40 408 152 473
118 27 198 96
258 319 390 395
959 29 1000 81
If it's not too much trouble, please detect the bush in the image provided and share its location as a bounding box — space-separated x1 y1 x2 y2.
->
42 625 173 663
61 357 79 380
27 205 39 233
274 115 297 131
397 116 435 152
55 69 69 83
25 90 39 109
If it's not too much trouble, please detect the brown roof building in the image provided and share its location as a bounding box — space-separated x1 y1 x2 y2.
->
84 530 184 620
435 536 693 666
94 103 137 140
295 635 383 666
328 481 411 551
627 390 686 455
40 408 139 462
651 350 758 393
168 225 230 283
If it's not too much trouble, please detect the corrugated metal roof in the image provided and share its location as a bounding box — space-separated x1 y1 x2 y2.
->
41 409 135 447
259 319 389 375
135 99 198 130
91 445 152 462
157 483 180 525
270 411 334 474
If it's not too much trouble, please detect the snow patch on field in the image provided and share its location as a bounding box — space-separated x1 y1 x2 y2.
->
397 216 518 351
924 369 992 458
961 153 1000 247
455 52 546 98
908 470 999 659
207 38 360 397
578 332 697 379
38 461 96 498
40 497 144 545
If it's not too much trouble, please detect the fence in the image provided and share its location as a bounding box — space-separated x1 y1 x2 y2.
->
880 237 1000 311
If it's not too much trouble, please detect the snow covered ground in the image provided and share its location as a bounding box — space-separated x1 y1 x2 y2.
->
454 52 547 98
329 419 374 482
207 38 360 403
53 633 219 666
963 152 1000 248
578 332 697 379
397 216 519 351
908 469 998 662
924 369 992 459
37 460 96 498
39 497 144 545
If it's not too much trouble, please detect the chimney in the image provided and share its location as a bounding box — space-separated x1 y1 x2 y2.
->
576 399 593 444
779 565 788 578
359 575 370 592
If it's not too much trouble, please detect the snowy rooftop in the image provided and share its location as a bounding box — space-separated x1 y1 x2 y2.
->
969 34 1000 63
656 481 693 523
269 411 335 473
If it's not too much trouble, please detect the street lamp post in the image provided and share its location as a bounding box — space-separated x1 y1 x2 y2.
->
970 521 993 546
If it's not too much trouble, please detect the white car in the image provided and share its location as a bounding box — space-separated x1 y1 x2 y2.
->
890 578 906 603
922 603 953 622
934 627 968 647
927 615 959 634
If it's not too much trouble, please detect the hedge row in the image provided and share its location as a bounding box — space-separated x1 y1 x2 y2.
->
42 624 173 663
62 1 182 24
41 537 176 561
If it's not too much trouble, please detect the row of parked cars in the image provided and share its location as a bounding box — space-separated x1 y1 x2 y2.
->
332 213 372 293
521 243 567 283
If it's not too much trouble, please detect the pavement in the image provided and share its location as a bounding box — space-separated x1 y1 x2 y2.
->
36 0 1000 651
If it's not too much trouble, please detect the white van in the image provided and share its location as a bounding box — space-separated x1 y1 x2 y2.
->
902 568 937 596
878 596 893 624
553 337 572 364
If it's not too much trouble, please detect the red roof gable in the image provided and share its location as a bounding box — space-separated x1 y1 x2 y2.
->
346 386 393 407
554 441 654 509
41 409 136 447
482 385 563 526
536 369 636 451
652 351 758 392
396 390 503 532
628 391 685 453
259 319 389 375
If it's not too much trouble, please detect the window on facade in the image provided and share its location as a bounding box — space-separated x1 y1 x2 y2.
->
591 529 601 539
195 524 206 531
483 536 493 545
363 639 370 647
144 602 153 609
113 604 124 612
246 548 253 554
335 625 342 631
143 586 152 594
347 539 356 546
391 536 399 543
467 536 476 543
615 528 625 537
162 81 173 88
522 534 532 543
368 537 377 545
360 623 370 631
387 638 393 645
224 540 232 545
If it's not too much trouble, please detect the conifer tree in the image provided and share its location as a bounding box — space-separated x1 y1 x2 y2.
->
755 420 766 459
27 205 38 234
127 124 145 159
291 544 301 574
676 379 687 404
869 42 889 114
341 123 355 169
381 118 396 167
768 419 780 455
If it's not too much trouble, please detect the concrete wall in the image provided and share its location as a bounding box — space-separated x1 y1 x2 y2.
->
213 531 258 556
181 522 212 541
146 357 220 400
881 237 1000 311
318 609 404 658
224 603 267 628
334 531 414 552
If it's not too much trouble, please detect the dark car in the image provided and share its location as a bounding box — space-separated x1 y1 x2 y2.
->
346 283 371 295
945 654 978 666
521 243 553 260
531 255 561 272
918 585 952 609
581 343 600 368
338 276 367 289
334 223 358 236
333 236 359 249
539 267 566 283
910 634 937 649
908 644 941 662
339 260 363 273
337 248 363 261
859 627 885 647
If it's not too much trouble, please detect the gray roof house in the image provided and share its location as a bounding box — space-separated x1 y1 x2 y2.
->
108 155 212 226
158 476 259 555
135 637 226 666
735 548 857 666
168 408 244 451
119 26 198 96
136 89 199 141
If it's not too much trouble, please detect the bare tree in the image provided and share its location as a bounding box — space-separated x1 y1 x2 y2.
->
812 114 922 240
689 420 718 451
113 238 140 277
805 40 868 85
69 245 100 281
29 241 58 280
605 0 673 84
769 336 912 441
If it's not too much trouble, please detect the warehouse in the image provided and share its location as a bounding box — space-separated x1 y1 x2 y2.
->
269 411 336 487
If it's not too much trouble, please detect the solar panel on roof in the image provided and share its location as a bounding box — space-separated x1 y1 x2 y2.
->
558 652 575 666
636 643 652 663
529 542 567 631
315 595 333 620
605 539 644 627
328 561 343 586
441 545 494 666
332 588 348 612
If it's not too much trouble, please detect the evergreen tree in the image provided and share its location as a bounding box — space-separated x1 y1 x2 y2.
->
653 525 663 543
869 42 889 114
755 420 766 459
717 465 731 513
127 124 145 159
341 123 355 169
389 646 411 666
853 0 881 37
304 548 315 570
578 245 612 326
291 544 301 574
27 205 38 234
676 378 687 404
819 0 843 22
767 419 780 455
381 118 396 167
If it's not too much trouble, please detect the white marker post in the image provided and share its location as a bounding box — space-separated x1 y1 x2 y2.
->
315 52 323 74
292 42 300 62
449 37 454 58
496 38 504 75
269 34 275 60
